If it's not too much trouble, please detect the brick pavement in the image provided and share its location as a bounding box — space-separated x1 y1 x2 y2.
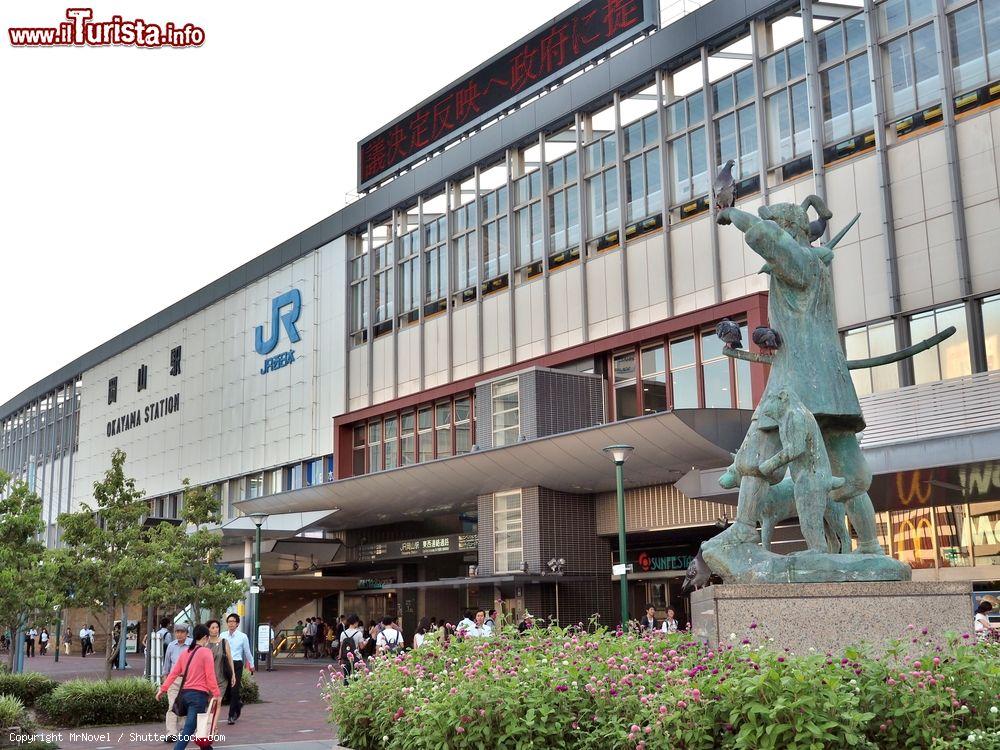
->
22 654 345 749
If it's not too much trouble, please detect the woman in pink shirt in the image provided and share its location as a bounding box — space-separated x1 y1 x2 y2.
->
156 624 221 750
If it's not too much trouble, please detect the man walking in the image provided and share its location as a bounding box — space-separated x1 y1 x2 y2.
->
25 626 36 658
221 613 255 725
161 622 192 744
79 625 92 657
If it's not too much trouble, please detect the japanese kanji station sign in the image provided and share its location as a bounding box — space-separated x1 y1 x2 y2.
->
357 0 657 190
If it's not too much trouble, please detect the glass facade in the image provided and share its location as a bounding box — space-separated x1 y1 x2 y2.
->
493 489 523 573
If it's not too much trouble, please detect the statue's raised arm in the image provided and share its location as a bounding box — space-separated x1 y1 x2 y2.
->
718 203 817 290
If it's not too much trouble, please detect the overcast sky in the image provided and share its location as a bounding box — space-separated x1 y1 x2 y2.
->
0 0 570 405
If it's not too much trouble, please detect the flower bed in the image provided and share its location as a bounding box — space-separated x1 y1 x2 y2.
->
323 624 1000 750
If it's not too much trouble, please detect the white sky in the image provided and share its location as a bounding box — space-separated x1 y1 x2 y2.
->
0 0 569 405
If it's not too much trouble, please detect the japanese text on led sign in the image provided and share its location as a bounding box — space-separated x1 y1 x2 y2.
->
357 0 655 189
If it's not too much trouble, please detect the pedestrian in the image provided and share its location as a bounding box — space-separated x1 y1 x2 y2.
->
639 604 657 633
303 617 315 658
335 615 346 642
25 626 36 657
660 607 679 634
337 614 365 685
375 616 404 654
220 613 254 725
155 624 220 750
413 617 431 649
206 620 236 741
108 622 128 669
517 614 534 633
466 611 490 638
293 620 304 652
79 624 92 657
457 610 475 636
39 628 49 656
485 609 498 633
62 627 72 656
975 601 994 641
156 617 174 656
162 623 193 744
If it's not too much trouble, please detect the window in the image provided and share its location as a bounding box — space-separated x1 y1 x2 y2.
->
843 321 900 396
983 294 1000 372
306 458 324 486
763 43 811 166
641 344 667 414
373 241 393 333
491 377 520 446
613 351 638 419
435 401 453 458
423 215 447 309
285 464 303 491
667 92 709 204
670 337 698 408
400 411 416 465
170 346 182 376
623 112 662 224
418 406 434 462
701 330 733 408
547 152 581 260
909 304 972 384
452 200 478 295
247 473 264 500
368 420 383 472
881 23 940 120
585 133 620 244
514 170 544 269
384 416 398 469
878 0 935 36
397 229 420 322
481 185 510 281
493 490 523 573
712 67 759 180
735 326 752 409
353 425 366 475
107 377 117 405
947 0 1000 94
818 15 874 144
455 396 473 454
349 239 369 345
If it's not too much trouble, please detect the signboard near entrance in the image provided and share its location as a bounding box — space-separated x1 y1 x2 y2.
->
354 533 478 563
613 547 695 573
357 0 658 189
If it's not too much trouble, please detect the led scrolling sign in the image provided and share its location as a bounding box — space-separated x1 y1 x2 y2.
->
357 0 657 190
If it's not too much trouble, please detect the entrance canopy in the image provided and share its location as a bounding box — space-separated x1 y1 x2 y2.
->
236 409 750 531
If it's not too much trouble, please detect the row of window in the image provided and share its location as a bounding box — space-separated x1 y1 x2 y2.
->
845 294 1000 395
107 346 182 405
352 395 474 476
611 321 754 418
347 0 1000 341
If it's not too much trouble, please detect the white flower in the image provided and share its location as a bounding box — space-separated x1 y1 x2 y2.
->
969 734 977 742
991 706 998 714
383 736 389 743
729 633 737 640
850 679 857 686
809 647 815 652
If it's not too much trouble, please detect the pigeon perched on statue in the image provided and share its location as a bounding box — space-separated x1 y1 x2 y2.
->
681 550 714 592
808 216 828 242
715 318 742 349
713 159 736 210
752 326 782 355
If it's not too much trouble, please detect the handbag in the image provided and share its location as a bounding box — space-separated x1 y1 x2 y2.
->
170 645 201 717
194 697 218 749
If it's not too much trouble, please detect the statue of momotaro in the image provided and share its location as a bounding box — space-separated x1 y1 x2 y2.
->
701 197 953 584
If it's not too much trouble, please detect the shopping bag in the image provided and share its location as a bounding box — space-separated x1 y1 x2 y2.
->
194 698 218 749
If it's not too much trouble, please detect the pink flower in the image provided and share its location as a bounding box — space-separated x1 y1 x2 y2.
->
630 724 640 733
456 726 465 734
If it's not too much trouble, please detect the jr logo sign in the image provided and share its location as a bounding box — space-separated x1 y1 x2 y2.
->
255 289 302 374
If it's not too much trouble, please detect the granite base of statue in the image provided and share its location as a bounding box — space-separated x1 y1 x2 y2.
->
698 196 955 585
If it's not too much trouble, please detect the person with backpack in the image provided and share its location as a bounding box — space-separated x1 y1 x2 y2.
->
338 614 365 685
375 616 403 654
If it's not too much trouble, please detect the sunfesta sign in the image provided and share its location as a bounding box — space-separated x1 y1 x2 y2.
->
255 288 302 375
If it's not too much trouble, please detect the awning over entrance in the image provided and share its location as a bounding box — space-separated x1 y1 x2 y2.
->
364 574 594 591
214 510 340 539
235 409 751 530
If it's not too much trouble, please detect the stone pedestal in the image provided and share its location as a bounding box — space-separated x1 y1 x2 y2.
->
690 581 971 654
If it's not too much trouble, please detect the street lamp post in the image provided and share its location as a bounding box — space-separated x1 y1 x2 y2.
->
248 512 268 660
602 444 635 630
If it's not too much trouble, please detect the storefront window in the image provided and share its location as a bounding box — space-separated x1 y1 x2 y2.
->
614 351 639 419
435 401 452 458
967 501 1000 566
890 508 936 568
701 330 731 408
401 411 416 465
494 490 523 573
935 505 973 567
384 416 398 470
418 407 434 462
641 345 668 414
670 337 698 409
983 295 1000 372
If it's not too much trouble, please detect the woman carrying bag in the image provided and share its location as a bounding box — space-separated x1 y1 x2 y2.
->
206 620 236 741
156 624 221 750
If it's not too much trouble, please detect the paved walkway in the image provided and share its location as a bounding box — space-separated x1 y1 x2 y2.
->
23 654 345 749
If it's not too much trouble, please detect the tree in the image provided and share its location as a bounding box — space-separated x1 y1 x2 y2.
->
58 448 156 679
143 479 245 624
0 472 60 672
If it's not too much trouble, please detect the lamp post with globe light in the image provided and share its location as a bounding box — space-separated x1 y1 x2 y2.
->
602 444 634 629
248 512 268 657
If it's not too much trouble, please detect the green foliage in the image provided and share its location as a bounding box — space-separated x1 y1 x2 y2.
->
57 449 155 678
324 625 1000 750
35 678 166 727
0 694 29 729
0 674 57 707
0 472 61 672
142 479 244 622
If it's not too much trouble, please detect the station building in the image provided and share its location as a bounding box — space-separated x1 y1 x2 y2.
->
3 0 1000 638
